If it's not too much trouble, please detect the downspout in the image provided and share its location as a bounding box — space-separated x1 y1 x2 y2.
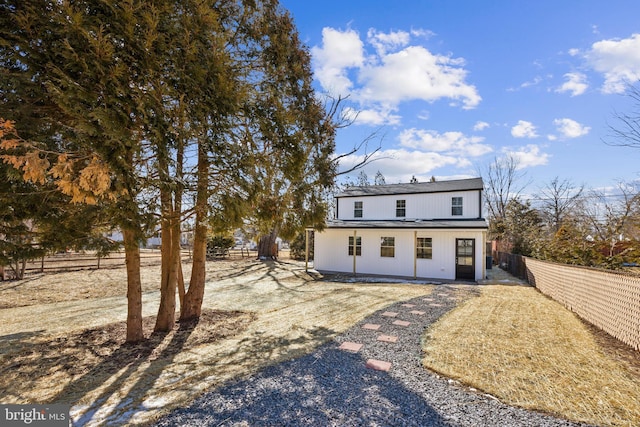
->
305 228 309 272
413 230 417 279
353 230 357 276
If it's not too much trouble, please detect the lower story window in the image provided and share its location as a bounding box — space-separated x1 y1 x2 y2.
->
416 237 432 259
380 236 395 257
348 236 361 256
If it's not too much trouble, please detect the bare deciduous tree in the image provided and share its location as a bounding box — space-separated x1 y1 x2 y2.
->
605 82 640 149
536 177 584 234
481 155 530 241
582 182 640 258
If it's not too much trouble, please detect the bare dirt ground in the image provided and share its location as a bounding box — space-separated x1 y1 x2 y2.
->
0 258 433 426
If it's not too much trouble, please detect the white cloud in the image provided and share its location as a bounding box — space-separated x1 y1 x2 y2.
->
521 76 543 88
583 33 640 94
358 45 481 109
344 106 401 126
311 27 481 121
367 28 411 55
417 110 430 120
399 128 492 157
508 76 543 92
337 127 492 183
410 28 436 39
473 121 490 131
311 28 365 94
511 120 539 138
553 118 591 138
502 145 549 169
556 72 588 96
337 148 468 183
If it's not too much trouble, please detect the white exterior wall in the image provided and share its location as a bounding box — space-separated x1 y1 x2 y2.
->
314 227 486 281
337 190 481 220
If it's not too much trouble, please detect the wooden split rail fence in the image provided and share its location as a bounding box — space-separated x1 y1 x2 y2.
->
1 248 257 280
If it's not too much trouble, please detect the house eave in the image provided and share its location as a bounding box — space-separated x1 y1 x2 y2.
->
323 219 488 230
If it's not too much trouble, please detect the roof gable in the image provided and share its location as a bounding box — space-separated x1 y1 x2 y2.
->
336 177 484 198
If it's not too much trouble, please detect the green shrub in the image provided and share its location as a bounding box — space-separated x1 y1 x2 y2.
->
290 231 313 261
207 235 234 250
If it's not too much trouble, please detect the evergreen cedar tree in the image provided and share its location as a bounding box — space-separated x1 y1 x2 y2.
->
0 0 337 342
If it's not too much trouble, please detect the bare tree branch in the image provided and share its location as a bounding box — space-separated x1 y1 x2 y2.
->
604 81 640 148
481 155 531 221
536 176 584 233
334 128 387 176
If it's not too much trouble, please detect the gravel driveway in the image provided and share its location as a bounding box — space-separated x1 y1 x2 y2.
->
154 285 592 427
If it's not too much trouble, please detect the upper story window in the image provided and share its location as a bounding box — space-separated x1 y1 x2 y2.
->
396 200 406 217
354 201 363 218
451 197 463 216
380 236 395 257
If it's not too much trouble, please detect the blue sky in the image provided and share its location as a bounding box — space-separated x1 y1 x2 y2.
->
280 0 640 191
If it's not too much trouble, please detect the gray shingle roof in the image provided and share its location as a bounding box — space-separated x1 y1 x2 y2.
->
336 177 483 198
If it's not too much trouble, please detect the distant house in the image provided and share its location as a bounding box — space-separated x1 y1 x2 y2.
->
314 178 488 281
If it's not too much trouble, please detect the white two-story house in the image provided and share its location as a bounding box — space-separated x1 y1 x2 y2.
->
314 177 488 281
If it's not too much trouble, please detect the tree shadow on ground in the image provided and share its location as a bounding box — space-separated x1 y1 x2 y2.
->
153 343 449 427
64 320 199 426
0 309 252 426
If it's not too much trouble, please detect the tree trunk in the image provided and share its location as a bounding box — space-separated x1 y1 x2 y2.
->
181 216 207 320
181 143 209 321
177 261 185 310
155 186 178 332
156 125 185 330
123 228 144 343
19 259 26 279
175 131 185 312
257 227 279 260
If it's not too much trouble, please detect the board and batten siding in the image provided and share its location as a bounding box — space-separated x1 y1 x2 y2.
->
337 190 481 220
314 228 486 281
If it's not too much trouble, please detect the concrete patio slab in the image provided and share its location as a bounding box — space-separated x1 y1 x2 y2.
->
362 323 381 330
377 334 398 343
392 320 411 327
339 342 363 352
365 359 392 372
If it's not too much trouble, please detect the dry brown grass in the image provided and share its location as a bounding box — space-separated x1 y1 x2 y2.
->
422 284 640 427
0 259 432 426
